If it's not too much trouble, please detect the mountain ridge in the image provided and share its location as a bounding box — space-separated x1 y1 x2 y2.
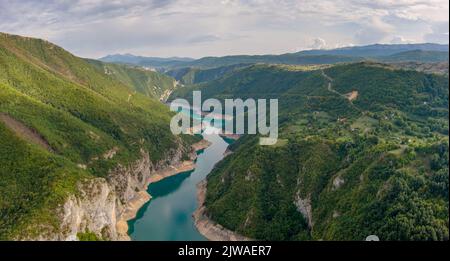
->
99 54 195 68
297 43 449 57
169 62 449 241
0 32 199 240
100 43 449 69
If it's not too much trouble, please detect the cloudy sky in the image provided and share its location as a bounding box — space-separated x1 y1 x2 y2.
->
0 0 448 58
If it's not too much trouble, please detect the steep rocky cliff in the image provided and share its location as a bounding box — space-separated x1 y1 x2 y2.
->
32 140 200 241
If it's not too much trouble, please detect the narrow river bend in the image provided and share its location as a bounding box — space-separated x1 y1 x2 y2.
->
127 131 229 241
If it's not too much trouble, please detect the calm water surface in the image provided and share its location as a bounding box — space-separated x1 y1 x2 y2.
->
128 131 229 241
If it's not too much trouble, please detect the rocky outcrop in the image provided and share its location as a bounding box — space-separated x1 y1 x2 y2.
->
193 181 252 241
60 178 118 240
23 178 118 241
191 139 211 152
332 176 345 190
115 191 151 239
294 191 313 229
35 139 210 241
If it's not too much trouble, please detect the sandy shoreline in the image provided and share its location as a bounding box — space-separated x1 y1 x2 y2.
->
193 180 252 241
116 139 212 240
191 139 212 152
220 133 241 141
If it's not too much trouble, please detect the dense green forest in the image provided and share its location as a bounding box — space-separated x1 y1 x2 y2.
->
1 31 448 241
165 64 251 85
170 62 449 240
87 60 177 99
381 50 449 63
0 32 195 239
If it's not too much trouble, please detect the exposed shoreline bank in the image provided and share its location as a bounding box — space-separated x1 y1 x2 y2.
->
220 133 241 141
193 180 252 241
116 139 212 240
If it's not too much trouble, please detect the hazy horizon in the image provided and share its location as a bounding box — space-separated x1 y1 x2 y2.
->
0 0 448 59
100 42 449 60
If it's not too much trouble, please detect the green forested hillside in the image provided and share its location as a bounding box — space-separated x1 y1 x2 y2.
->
170 62 449 240
180 55 363 69
165 64 251 85
390 62 448 75
1 31 448 241
380 50 449 63
0 32 190 239
87 60 177 99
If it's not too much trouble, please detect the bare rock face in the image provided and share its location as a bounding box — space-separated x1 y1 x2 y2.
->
34 139 190 241
332 211 340 218
57 150 160 241
31 137 212 241
294 191 313 229
332 176 345 190
107 149 155 215
25 178 118 241
60 178 118 241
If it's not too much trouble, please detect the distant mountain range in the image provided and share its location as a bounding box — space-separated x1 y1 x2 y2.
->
296 43 449 57
100 43 449 69
100 54 195 68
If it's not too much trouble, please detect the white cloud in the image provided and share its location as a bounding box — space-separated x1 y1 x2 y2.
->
308 38 327 49
390 36 414 44
424 22 449 44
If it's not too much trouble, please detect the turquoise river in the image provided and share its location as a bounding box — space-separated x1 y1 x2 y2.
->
127 108 231 240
